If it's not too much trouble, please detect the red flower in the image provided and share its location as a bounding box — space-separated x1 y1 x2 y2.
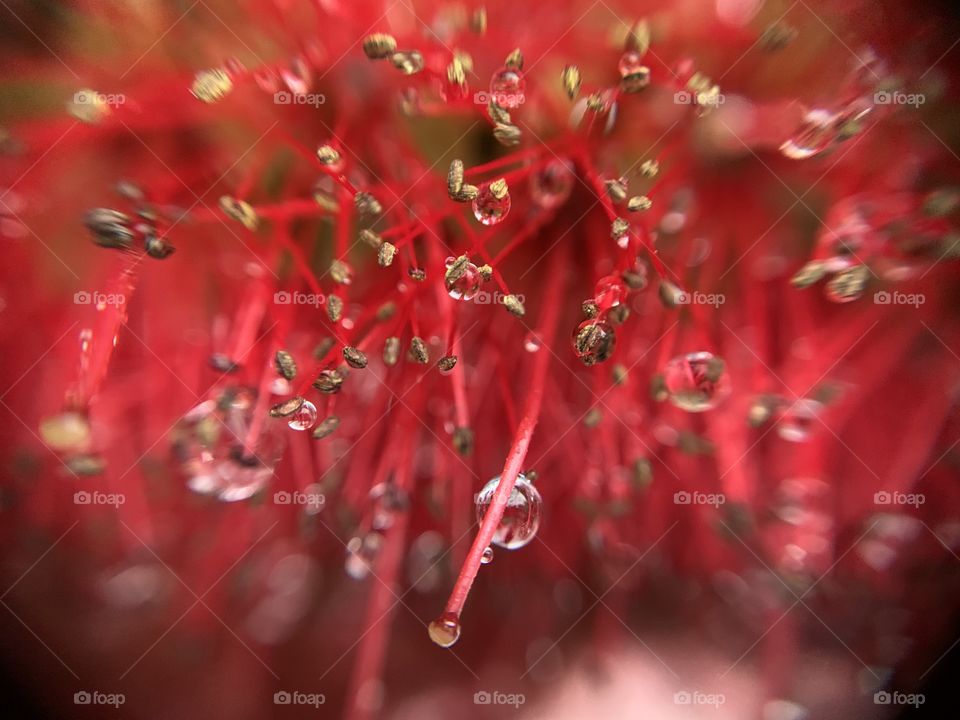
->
2 1 960 717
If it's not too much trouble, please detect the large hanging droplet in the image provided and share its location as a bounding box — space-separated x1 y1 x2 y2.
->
428 612 462 647
572 319 617 365
174 387 285 502
444 256 482 301
662 351 731 412
480 546 495 564
472 181 511 225
287 400 317 431
474 472 543 550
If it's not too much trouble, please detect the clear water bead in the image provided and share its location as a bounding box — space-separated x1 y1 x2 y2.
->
471 183 511 225
480 546 495 564
428 612 462 647
287 400 317 431
444 256 482 300
573 319 617 365
474 472 543 550
529 159 575 209
662 351 732 412
489 67 526 108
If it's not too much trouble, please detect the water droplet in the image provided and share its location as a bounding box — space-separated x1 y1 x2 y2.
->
480 546 494 564
444 256 481 300
776 399 822 442
428 612 462 647
474 473 543 550
345 532 384 580
593 274 625 311
780 108 838 160
471 183 511 225
490 67 525 108
369 481 408 530
523 332 542 353
529 158 575 209
176 387 285 502
287 400 317 431
573 319 617 365
662 351 731 412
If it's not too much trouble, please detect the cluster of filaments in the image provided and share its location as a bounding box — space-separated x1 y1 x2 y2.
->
46 6 959 651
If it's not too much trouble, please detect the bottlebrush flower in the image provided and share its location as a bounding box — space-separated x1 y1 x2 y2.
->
1 0 960 718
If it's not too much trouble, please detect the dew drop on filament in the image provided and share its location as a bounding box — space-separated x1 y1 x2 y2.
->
474 473 543 550
480 546 495 564
444 256 481 301
472 183 511 226
287 400 317 431
523 332 542 353
573 319 617 365
662 351 731 412
428 612 462 648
